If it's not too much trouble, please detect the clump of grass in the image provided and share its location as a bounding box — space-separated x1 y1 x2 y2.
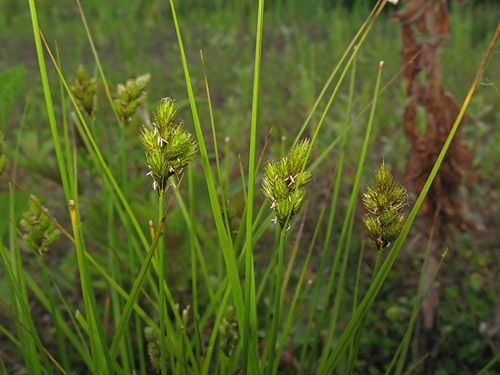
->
114 73 151 124
19 195 60 256
140 97 198 193
362 163 407 250
9 0 496 373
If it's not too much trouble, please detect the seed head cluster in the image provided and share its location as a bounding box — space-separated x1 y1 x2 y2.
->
19 196 60 256
144 327 161 372
71 65 97 118
262 139 312 229
114 73 151 123
219 306 239 357
140 98 197 193
362 164 407 250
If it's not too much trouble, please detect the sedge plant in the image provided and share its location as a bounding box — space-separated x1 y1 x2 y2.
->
0 0 495 373
140 97 197 374
345 163 407 372
261 138 311 372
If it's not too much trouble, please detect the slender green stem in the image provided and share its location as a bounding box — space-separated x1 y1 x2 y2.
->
199 51 231 238
318 207 356 369
264 229 286 374
106 191 131 373
476 351 499 374
28 0 70 196
0 294 66 374
41 36 150 251
243 0 265 370
348 241 365 365
24 270 92 367
345 248 383 373
299 56 357 370
158 190 167 375
69 200 112 373
274 202 330 373
293 0 386 146
393 218 437 375
168 0 245 333
201 288 231 375
188 166 199 322
313 59 380 368
37 256 70 371
5 186 44 375
316 60 384 372
75 0 123 128
387 247 447 375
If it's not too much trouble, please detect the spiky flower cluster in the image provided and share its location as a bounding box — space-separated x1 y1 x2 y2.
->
114 73 151 123
71 65 97 118
144 327 161 373
362 164 407 250
140 98 197 193
19 196 60 256
262 139 312 229
219 306 239 357
0 131 6 174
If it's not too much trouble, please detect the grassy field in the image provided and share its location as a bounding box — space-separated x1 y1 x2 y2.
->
0 0 499 373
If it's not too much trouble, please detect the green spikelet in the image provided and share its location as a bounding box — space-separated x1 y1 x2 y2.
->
144 327 161 373
114 73 151 123
71 65 97 118
140 98 198 193
0 131 6 174
219 306 239 357
362 164 407 250
262 139 312 229
19 196 60 256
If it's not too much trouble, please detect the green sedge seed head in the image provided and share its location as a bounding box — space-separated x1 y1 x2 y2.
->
262 138 312 229
71 65 97 118
155 97 177 131
362 164 407 250
143 326 161 372
114 73 151 123
140 98 197 193
219 305 239 357
19 196 60 256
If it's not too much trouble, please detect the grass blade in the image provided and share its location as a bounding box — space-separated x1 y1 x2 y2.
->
168 0 245 333
243 0 265 372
